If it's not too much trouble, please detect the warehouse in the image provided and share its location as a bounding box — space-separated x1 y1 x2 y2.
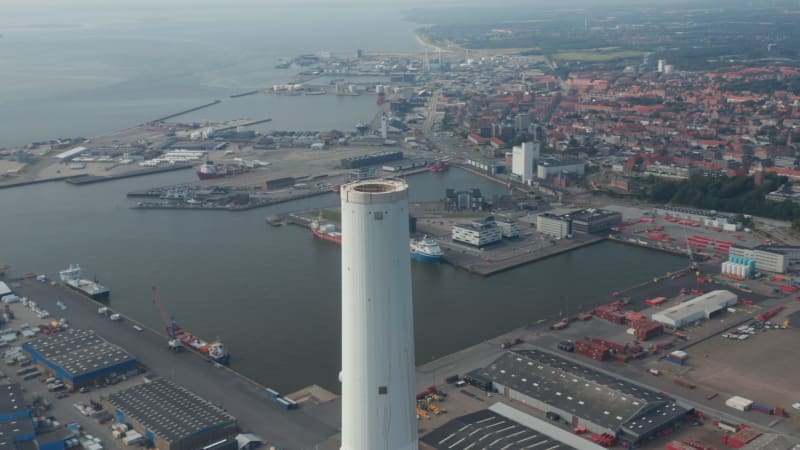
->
466 350 691 445
422 403 606 450
22 329 137 389
103 378 238 450
261 177 296 191
340 151 403 169
651 290 738 328
729 246 791 274
0 383 35 450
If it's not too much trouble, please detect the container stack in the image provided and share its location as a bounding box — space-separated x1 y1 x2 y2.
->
585 337 626 354
594 301 626 324
666 441 696 450
574 340 609 361
666 350 688 365
756 306 785 322
722 427 762 449
632 320 664 341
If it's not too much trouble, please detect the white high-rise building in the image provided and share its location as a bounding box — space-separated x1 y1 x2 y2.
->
340 179 417 450
512 142 538 183
657 59 666 73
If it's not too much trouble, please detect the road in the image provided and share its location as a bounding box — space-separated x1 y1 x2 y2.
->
13 279 337 450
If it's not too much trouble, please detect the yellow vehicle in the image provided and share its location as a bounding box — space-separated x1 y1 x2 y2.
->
431 394 442 401
428 404 441 415
416 408 430 420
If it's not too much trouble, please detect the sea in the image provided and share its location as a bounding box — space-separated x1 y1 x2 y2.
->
0 3 687 393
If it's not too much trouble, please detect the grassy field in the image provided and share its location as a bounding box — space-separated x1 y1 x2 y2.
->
319 209 341 223
553 50 644 61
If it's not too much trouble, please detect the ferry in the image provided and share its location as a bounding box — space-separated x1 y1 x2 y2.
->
410 236 443 263
59 264 110 301
196 160 247 180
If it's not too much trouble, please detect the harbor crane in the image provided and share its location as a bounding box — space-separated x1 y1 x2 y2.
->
151 286 183 352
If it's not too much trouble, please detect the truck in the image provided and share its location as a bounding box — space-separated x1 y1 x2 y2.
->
109 314 121 321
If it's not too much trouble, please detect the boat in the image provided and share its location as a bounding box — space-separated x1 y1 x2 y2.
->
196 160 247 180
59 264 110 301
331 185 341 194
169 323 230 365
429 161 450 173
311 221 342 244
550 318 569 330
410 236 443 262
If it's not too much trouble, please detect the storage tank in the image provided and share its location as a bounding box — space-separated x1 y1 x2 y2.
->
340 179 417 450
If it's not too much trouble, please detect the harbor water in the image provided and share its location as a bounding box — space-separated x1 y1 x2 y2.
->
0 169 686 393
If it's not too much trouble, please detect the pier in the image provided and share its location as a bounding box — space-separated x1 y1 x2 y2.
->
64 164 193 185
152 100 222 122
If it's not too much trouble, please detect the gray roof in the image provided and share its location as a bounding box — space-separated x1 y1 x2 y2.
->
0 418 34 448
472 350 689 437
0 384 26 416
421 408 577 450
107 378 236 443
23 329 134 378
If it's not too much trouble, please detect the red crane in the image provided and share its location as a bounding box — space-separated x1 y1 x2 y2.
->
151 286 181 349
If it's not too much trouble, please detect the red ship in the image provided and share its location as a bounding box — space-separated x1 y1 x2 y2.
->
196 160 247 180
311 221 342 244
429 161 450 173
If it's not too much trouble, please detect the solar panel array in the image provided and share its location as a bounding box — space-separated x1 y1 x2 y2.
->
25 329 134 377
422 409 576 450
107 378 235 443
472 349 689 436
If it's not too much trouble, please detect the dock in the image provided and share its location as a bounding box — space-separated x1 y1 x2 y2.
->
11 278 340 449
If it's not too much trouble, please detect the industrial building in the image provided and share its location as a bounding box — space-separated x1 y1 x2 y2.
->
569 209 622 234
536 158 585 180
653 206 739 230
422 403 606 450
340 179 417 450
537 213 572 239
466 350 691 445
452 219 503 247
103 378 238 450
651 290 738 328
53 147 88 162
22 329 137 389
729 246 793 274
340 151 403 169
0 383 35 450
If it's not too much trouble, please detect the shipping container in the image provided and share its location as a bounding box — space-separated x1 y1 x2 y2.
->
725 396 753 411
750 402 773 415
714 420 737 433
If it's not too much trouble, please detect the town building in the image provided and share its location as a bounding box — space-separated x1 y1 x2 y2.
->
465 350 691 446
653 206 739 230
536 213 572 239
452 219 503 246
511 142 539 183
644 164 696 179
443 189 485 211
494 218 520 238
22 329 137 389
651 290 738 328
103 378 238 450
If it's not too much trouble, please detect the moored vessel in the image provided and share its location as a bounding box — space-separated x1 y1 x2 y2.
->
410 236 443 262
59 264 110 301
196 160 248 180
311 221 342 244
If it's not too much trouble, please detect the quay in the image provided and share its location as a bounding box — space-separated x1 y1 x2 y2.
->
64 163 193 185
216 118 272 132
8 277 340 449
229 90 260 98
152 100 222 122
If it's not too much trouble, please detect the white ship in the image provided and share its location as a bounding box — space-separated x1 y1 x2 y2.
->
59 264 110 300
410 236 443 263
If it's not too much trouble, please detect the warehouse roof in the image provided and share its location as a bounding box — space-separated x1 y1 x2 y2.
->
0 418 35 448
421 408 579 450
651 290 737 325
0 384 26 416
22 329 135 378
472 350 689 436
106 378 236 443
569 208 620 222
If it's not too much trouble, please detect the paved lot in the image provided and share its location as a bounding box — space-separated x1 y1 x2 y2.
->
10 279 337 450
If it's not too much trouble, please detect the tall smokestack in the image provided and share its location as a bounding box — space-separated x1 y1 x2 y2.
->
340 179 417 450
